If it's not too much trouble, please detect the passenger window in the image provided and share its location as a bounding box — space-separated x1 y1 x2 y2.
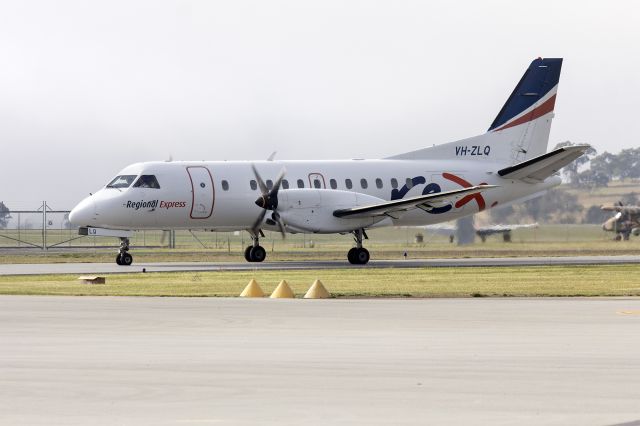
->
250 180 257 190
391 178 398 189
266 179 273 190
282 179 289 190
221 180 229 191
360 178 368 189
313 179 321 189
297 179 304 188
345 179 353 189
406 178 413 189
133 175 161 189
375 178 383 189
107 175 136 189
330 179 337 189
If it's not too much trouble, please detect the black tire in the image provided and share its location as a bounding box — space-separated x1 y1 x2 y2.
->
244 246 253 262
355 248 370 265
121 253 133 266
347 247 358 264
115 255 123 265
250 245 266 262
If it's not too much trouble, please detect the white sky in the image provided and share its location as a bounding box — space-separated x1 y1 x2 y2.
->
1 0 639 208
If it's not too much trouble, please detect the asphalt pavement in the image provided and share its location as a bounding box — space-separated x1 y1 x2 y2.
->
1 296 639 425
1 255 639 275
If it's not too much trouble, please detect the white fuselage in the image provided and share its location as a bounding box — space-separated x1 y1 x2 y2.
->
69 158 559 233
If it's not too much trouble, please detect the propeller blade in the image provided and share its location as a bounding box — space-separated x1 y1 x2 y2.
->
272 212 286 239
271 167 287 194
251 164 268 194
251 209 267 235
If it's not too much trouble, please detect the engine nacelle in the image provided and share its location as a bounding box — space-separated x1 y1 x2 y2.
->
276 189 386 233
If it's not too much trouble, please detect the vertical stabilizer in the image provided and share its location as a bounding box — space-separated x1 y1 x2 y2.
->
488 58 562 163
387 58 563 166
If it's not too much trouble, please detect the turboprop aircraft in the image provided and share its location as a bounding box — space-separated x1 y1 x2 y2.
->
424 222 539 243
69 57 589 266
601 202 640 240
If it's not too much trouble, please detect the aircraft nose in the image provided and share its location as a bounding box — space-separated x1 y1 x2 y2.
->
69 197 96 226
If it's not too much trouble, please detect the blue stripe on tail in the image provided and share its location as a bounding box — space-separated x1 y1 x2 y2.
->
488 58 563 131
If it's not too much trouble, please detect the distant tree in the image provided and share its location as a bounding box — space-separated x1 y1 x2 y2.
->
616 148 640 180
489 204 515 223
524 188 583 223
621 192 640 206
576 169 610 188
554 141 597 185
590 151 621 180
0 202 10 229
583 205 610 224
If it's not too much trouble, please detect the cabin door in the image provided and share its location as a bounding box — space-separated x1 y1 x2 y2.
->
186 166 215 219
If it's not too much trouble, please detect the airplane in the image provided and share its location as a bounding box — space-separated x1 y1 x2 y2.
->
69 57 589 266
601 202 640 240
424 222 539 243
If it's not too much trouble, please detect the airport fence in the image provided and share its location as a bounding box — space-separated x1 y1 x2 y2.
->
0 201 615 251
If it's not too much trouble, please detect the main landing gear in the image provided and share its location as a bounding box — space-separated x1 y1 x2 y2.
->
115 237 133 266
244 231 266 263
347 229 370 265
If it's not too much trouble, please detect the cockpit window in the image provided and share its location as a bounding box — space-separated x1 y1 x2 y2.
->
133 175 161 189
107 175 137 188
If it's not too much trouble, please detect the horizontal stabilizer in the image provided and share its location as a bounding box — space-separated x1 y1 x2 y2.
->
497 145 590 183
333 185 497 219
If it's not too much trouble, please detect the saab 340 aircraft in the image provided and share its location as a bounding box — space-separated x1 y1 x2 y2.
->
69 58 588 266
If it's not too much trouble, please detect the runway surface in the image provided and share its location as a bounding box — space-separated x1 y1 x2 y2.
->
0 255 639 275
1 296 639 425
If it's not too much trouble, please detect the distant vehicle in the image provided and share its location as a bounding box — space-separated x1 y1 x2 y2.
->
424 223 538 243
601 202 640 240
70 58 588 265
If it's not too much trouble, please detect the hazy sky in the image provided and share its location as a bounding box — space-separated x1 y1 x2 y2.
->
1 0 639 208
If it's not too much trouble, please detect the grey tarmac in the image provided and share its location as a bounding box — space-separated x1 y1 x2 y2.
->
1 255 640 275
1 296 640 425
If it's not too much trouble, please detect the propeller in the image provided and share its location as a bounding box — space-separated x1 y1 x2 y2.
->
251 165 287 238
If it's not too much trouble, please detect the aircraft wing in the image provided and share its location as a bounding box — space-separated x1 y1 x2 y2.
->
601 205 640 214
497 145 590 183
476 223 538 234
333 185 497 219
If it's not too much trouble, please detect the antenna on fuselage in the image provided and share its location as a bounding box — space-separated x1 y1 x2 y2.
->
267 151 277 161
165 154 173 162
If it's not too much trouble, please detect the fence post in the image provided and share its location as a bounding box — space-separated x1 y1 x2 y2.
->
42 201 47 251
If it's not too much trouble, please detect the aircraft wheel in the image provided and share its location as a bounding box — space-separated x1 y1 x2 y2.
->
347 247 358 264
250 245 266 262
348 248 369 265
120 253 133 266
355 248 370 265
244 246 253 262
115 255 123 265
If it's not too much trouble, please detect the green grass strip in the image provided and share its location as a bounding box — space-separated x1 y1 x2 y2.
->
0 265 639 297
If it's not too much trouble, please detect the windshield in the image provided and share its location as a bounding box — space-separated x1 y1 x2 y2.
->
133 175 161 189
106 175 137 188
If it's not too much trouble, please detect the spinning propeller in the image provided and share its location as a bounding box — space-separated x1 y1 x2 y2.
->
251 165 287 238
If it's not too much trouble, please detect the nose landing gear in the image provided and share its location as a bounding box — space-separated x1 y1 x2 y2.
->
348 229 370 265
116 237 133 266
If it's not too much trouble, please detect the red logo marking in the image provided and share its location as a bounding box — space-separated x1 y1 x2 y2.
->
442 172 487 211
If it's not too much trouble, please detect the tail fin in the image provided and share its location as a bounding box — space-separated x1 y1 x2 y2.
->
387 58 563 165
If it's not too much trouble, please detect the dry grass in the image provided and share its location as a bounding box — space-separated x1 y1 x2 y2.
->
1 265 639 297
